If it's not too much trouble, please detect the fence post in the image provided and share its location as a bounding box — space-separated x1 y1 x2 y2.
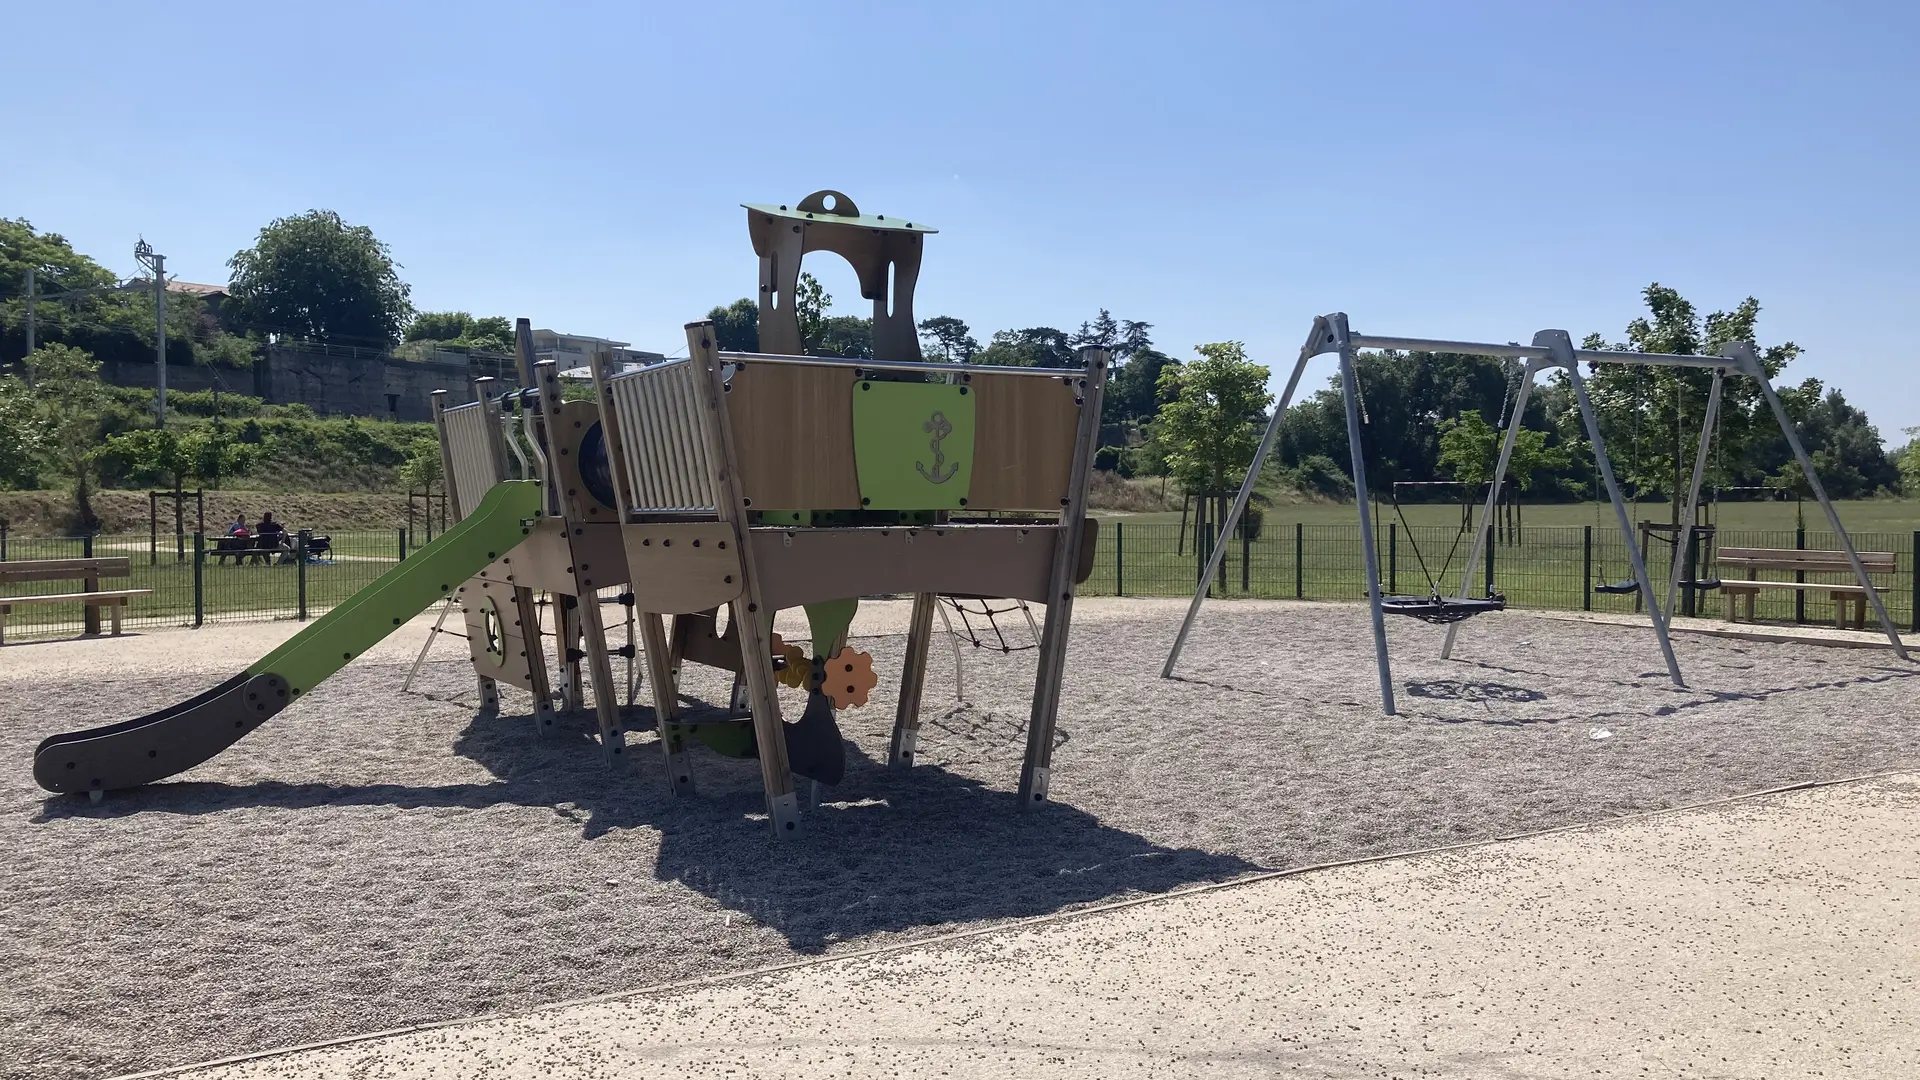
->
1911 530 1919 633
1388 523 1397 594
1682 529 1701 619
1294 522 1304 600
1794 525 1806 624
399 528 408 563
1484 532 1495 598
296 529 310 621
1113 521 1123 597
1582 525 1592 611
82 534 100 635
1240 527 1250 594
192 532 204 628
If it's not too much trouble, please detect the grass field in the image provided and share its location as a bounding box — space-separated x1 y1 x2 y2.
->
1097 497 1920 532
4 501 1917 643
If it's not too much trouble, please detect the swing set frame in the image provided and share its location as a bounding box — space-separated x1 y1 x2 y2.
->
1163 313 1909 716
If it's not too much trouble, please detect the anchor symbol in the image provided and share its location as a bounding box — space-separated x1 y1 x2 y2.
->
916 411 959 484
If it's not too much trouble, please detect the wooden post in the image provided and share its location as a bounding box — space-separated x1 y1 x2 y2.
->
889 592 938 769
534 359 624 761
684 323 800 836
1017 349 1109 809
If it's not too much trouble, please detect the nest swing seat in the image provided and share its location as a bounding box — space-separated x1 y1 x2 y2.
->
1379 593 1507 624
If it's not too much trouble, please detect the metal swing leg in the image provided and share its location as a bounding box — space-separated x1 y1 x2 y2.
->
1664 368 1723 621
1553 332 1684 686
1726 342 1908 659
1441 358 1542 660
1164 318 1320 679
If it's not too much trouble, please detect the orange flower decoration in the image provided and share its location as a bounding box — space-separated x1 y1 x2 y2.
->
822 648 877 709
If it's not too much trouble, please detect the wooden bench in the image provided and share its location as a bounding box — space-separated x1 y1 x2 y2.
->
1717 547 1898 629
0 557 153 645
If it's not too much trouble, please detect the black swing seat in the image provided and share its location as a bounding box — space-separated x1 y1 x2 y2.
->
1593 581 1639 595
1381 593 1507 624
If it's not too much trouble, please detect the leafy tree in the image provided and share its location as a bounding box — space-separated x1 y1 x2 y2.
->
1153 341 1272 496
23 344 115 528
1107 347 1174 423
0 373 45 488
918 315 978 361
1896 430 1920 497
973 326 1075 367
708 298 758 352
405 311 512 352
1580 285 1800 519
815 315 873 359
98 424 257 492
2 218 256 370
1762 380 1897 498
795 272 829 351
400 435 444 493
226 210 413 346
1435 412 1567 492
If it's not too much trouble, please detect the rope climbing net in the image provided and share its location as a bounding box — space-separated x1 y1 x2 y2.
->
938 596 1040 653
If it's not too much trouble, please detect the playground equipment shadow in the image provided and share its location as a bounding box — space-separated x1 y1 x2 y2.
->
36 701 1259 955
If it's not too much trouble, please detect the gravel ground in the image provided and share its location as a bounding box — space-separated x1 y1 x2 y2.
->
4 598 1918 1080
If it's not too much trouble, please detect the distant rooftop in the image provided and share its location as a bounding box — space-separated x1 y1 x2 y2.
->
165 280 228 297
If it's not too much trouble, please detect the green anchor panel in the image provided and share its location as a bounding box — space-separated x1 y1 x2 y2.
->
850 381 975 510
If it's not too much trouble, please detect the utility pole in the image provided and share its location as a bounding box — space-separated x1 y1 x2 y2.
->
134 239 166 425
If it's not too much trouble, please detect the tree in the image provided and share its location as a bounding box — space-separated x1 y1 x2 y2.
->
405 311 512 352
708 298 758 352
1581 285 1801 520
23 344 114 528
1153 341 1273 496
795 272 830 352
1436 412 1567 492
816 315 873 359
1153 342 1274 564
98 423 257 493
1895 429 1920 497
918 315 979 361
0 373 45 488
973 326 1075 367
400 435 444 493
226 210 413 347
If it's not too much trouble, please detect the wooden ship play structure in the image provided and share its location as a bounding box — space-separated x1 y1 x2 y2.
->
34 190 1107 836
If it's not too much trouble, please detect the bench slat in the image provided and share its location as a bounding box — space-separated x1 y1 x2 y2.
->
0 589 153 605
1719 582 1869 594
1719 546 1896 570
0 557 135 583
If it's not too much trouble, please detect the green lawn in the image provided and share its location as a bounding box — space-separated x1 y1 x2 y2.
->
1098 498 1920 533
6 502 1916 643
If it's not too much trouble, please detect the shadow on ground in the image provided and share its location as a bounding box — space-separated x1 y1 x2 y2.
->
37 700 1260 954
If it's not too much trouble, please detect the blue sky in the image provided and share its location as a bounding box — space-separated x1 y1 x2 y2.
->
8 1 1916 437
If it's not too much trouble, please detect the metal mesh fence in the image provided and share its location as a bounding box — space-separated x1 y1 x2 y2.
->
1082 521 1918 633
1 530 410 642
4 520 1915 643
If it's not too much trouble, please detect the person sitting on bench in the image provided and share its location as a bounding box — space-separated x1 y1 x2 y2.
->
254 512 289 564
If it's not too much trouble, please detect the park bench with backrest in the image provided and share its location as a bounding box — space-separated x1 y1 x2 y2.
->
0 557 153 645
1716 546 1898 629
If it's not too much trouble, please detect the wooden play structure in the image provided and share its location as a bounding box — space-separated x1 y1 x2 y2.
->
36 190 1106 838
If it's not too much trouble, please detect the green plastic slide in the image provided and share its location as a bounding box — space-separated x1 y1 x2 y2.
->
33 481 545 797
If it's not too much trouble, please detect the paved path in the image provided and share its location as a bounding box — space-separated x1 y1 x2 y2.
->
148 775 1920 1080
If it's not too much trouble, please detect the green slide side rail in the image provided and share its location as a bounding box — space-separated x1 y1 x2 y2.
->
249 480 544 697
